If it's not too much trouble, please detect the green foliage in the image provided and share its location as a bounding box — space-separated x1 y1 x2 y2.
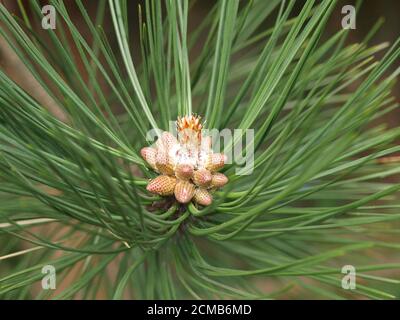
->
0 0 399 299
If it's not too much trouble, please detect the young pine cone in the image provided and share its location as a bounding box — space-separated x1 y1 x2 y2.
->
141 115 228 206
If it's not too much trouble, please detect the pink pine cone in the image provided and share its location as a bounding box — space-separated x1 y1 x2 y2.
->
155 148 174 175
157 131 178 151
174 180 195 204
193 168 212 187
146 175 177 196
206 153 227 172
211 172 229 188
140 116 229 206
175 164 194 181
140 147 157 170
193 188 213 206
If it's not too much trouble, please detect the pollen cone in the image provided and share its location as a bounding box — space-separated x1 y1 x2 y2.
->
156 149 174 175
157 131 178 151
175 164 194 181
211 172 229 188
206 153 227 172
140 147 157 170
146 175 176 196
193 188 213 206
193 168 212 187
174 180 195 204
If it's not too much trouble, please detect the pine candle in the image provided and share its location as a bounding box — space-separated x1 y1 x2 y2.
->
141 115 228 206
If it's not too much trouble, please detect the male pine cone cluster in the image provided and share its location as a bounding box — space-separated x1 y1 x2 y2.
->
141 115 228 206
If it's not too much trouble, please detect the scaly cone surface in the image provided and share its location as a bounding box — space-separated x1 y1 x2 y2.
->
141 115 228 206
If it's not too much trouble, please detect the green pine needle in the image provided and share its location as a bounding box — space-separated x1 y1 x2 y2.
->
0 0 399 299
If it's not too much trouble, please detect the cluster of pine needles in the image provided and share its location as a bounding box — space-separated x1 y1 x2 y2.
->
0 0 399 299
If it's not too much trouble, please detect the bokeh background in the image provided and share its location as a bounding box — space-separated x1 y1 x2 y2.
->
0 0 399 299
